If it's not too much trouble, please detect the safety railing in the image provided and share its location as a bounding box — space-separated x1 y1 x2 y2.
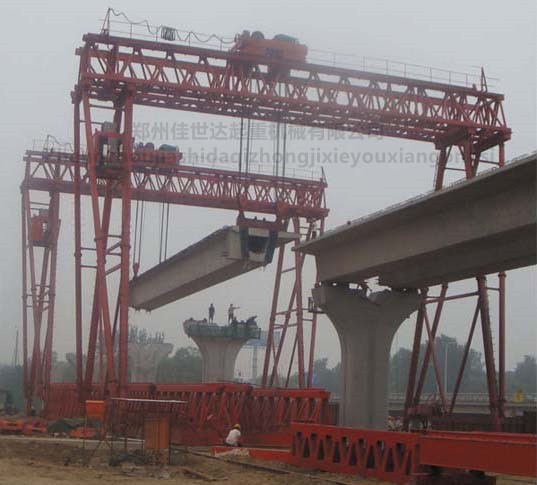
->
184 321 261 340
99 8 498 90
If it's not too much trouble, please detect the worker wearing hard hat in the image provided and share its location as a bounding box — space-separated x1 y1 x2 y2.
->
224 424 242 447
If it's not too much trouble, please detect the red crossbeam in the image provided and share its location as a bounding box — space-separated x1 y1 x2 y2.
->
22 150 327 219
419 430 537 478
76 34 510 150
290 423 537 482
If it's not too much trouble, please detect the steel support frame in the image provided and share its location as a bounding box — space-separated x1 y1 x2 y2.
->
21 166 61 414
404 143 507 431
262 216 325 389
22 27 512 417
73 89 135 401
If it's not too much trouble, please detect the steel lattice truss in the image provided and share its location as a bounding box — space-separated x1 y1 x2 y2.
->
77 34 510 149
23 150 327 219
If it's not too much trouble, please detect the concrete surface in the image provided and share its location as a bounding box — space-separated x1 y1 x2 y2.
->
313 285 420 429
130 226 296 310
183 320 254 382
298 153 536 288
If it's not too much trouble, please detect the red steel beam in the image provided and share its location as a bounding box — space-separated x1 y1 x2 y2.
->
419 430 537 477
290 423 537 482
75 34 510 151
22 150 327 220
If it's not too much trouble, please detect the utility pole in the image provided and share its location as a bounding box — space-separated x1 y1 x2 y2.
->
252 345 258 381
444 342 450 394
12 328 19 367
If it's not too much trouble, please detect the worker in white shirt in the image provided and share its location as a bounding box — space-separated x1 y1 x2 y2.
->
224 423 242 447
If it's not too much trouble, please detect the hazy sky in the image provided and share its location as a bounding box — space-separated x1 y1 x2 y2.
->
0 0 535 378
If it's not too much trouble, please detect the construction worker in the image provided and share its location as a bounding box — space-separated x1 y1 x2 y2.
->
208 303 215 323
224 424 242 447
228 304 239 323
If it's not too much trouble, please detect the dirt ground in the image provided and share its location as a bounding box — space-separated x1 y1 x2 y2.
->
0 436 533 485
0 436 384 485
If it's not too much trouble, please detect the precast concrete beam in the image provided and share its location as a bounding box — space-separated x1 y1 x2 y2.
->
130 226 296 310
299 153 537 288
313 285 420 429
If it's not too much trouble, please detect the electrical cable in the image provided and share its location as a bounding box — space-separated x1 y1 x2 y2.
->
102 8 234 46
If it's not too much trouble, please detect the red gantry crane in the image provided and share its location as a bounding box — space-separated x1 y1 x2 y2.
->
22 10 511 433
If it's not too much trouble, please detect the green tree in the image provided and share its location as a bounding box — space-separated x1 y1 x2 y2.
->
508 355 537 395
389 334 487 395
156 346 202 383
311 358 342 396
0 365 24 411
389 347 412 393
287 358 342 396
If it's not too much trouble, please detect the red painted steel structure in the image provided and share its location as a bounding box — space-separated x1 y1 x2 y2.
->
72 30 510 400
24 22 512 429
43 382 331 446
404 158 509 430
21 161 61 414
290 423 537 483
21 148 327 411
291 423 422 483
419 430 537 478
23 150 326 219
77 33 509 149
70 28 340 399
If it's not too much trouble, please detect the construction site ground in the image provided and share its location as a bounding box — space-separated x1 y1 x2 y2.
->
0 436 532 485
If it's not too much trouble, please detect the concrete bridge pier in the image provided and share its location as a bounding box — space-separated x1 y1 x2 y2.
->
184 320 260 382
191 336 249 382
313 285 420 429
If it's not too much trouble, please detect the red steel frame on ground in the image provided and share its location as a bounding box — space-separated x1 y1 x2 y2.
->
22 22 511 434
290 423 537 483
43 382 331 446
